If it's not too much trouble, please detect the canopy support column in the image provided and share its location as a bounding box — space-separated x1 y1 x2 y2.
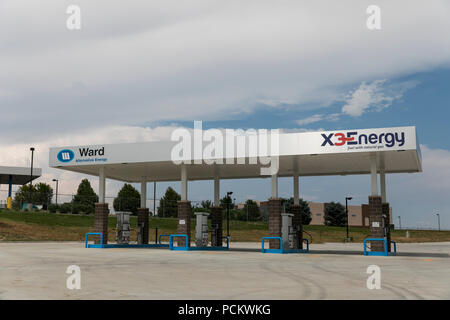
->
99 167 105 203
137 178 149 244
268 174 281 249
271 174 278 199
94 167 109 244
380 170 386 203
181 164 188 201
178 164 191 247
211 168 223 247
370 154 378 196
293 173 299 206
214 174 220 207
379 168 391 251
368 154 386 252
140 178 147 208
292 173 302 249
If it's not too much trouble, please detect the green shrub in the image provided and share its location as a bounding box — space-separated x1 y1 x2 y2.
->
81 203 94 214
48 204 59 213
228 209 246 221
71 203 81 214
59 203 72 214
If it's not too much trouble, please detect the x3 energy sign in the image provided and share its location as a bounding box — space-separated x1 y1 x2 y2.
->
294 126 418 154
321 131 405 148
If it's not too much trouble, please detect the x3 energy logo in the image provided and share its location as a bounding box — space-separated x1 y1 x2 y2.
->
322 132 356 146
321 131 405 148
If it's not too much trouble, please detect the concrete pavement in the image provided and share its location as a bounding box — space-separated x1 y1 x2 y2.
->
0 241 448 299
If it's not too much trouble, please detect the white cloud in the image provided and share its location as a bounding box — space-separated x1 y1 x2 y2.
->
299 79 418 124
341 79 404 116
296 113 340 126
402 145 450 194
296 115 325 126
1 1 450 142
342 80 386 116
342 79 419 117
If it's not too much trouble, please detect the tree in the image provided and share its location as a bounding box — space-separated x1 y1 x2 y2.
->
13 184 34 209
73 179 98 214
201 200 212 209
298 199 312 225
280 197 312 225
34 183 53 210
192 206 211 215
113 183 141 214
157 187 181 217
13 185 27 209
220 195 234 209
12 183 53 210
324 202 346 226
243 199 260 221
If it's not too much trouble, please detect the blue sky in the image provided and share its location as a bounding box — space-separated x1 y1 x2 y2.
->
1 1 449 229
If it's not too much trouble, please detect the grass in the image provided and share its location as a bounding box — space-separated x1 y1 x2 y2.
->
1 209 449 243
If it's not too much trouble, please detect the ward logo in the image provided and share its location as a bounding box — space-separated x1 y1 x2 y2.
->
57 149 75 163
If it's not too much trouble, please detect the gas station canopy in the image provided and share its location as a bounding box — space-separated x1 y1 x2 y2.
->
49 126 422 182
0 166 42 185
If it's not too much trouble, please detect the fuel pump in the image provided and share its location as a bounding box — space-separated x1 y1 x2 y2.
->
291 223 301 250
382 213 391 252
281 213 304 250
281 213 294 249
195 212 209 247
137 223 143 244
137 219 145 244
116 211 131 244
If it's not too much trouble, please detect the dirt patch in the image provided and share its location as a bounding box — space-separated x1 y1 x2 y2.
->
0 219 90 241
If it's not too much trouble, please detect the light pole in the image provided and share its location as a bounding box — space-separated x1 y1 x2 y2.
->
345 196 352 241
226 191 233 237
153 181 156 216
398 216 401 230
436 213 440 231
52 179 59 205
29 147 35 206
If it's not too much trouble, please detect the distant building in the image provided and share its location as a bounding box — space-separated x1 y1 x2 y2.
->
241 200 392 227
309 202 392 227
236 200 261 210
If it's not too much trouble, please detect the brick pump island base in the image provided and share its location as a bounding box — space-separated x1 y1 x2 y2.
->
92 195 392 254
50 126 421 255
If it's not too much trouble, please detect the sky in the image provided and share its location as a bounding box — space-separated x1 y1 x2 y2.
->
1 1 450 229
